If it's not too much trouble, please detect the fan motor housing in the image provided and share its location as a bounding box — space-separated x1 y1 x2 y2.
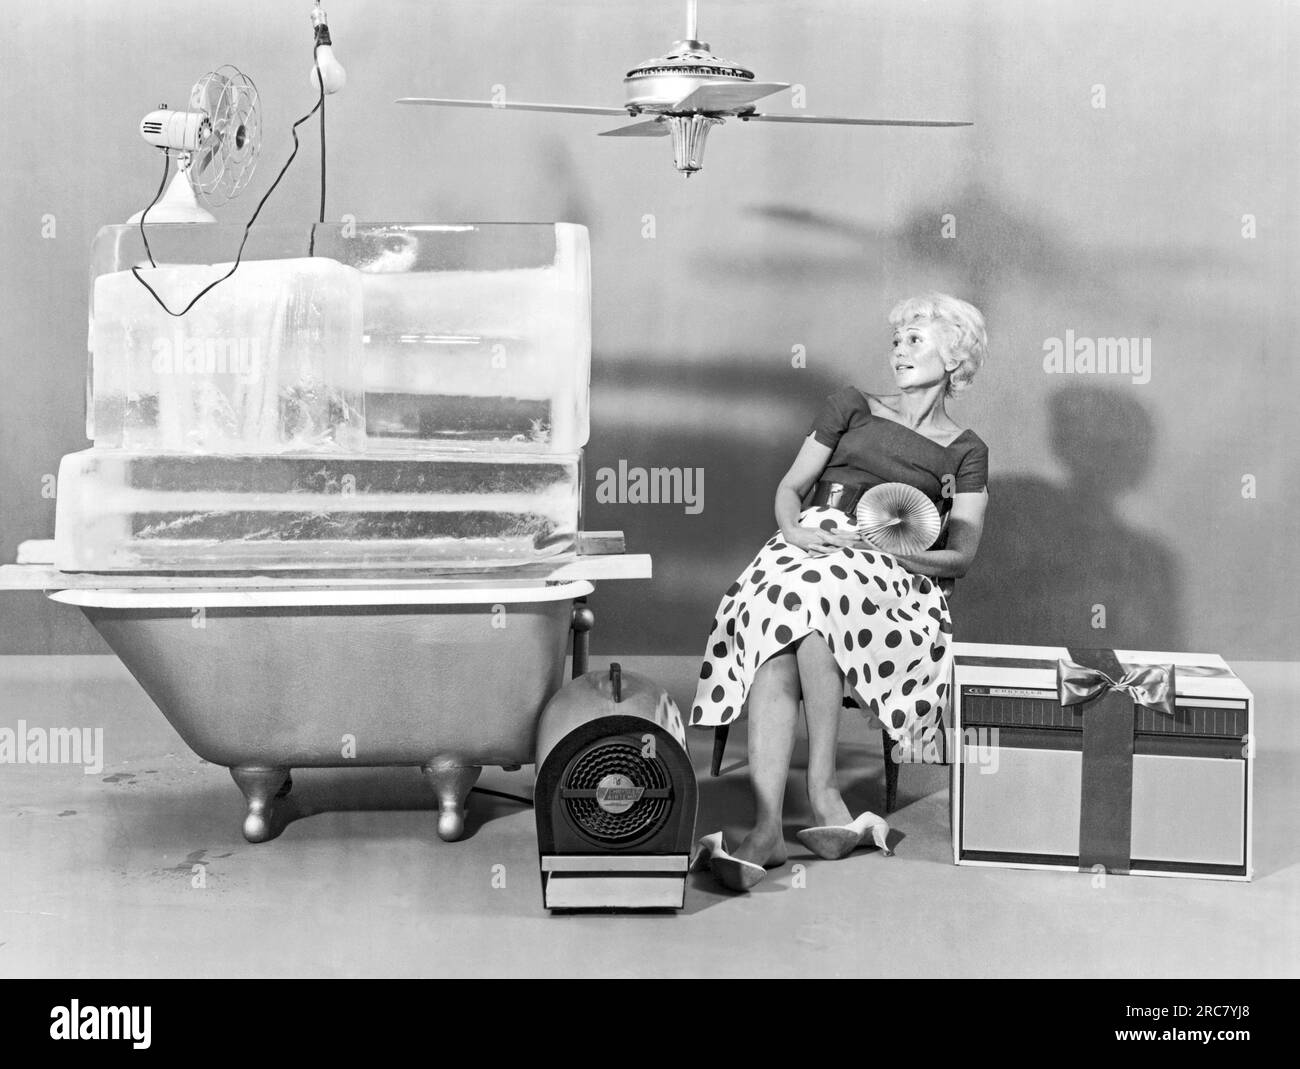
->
535 672 697 911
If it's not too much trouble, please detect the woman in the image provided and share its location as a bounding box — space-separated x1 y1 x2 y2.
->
690 292 990 892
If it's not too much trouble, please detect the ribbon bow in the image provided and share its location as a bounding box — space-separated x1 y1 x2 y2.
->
1057 658 1177 719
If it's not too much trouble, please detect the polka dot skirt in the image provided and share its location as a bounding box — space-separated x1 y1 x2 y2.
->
688 506 953 753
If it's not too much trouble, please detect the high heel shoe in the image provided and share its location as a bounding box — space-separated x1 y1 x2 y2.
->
692 831 768 892
796 811 893 860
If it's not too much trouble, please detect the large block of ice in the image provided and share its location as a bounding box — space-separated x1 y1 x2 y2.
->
351 225 591 452
86 223 591 454
54 449 580 571
91 256 365 453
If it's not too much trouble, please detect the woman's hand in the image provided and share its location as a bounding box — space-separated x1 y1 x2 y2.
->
783 524 863 556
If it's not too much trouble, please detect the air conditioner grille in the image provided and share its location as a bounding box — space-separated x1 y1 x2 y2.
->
561 738 672 846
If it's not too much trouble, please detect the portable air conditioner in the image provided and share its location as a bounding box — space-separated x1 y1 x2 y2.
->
535 663 698 910
951 642 1253 881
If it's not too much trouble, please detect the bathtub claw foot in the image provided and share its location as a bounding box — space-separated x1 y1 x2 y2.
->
422 760 482 842
230 766 291 843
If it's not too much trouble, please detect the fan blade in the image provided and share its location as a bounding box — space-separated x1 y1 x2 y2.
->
740 113 972 127
668 80 791 114
598 119 669 138
396 97 629 116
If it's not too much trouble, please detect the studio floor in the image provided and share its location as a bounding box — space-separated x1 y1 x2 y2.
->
0 654 1295 978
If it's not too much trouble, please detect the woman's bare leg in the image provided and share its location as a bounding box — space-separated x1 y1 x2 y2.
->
798 633 853 827
733 648 799 868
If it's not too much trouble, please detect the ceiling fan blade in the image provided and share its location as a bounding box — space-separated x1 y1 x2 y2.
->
739 113 972 127
598 119 670 137
669 81 791 113
396 97 629 116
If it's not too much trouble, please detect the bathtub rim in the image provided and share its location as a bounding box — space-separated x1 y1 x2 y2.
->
49 579 594 609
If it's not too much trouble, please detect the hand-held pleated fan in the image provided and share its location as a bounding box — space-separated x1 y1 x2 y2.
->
855 482 942 555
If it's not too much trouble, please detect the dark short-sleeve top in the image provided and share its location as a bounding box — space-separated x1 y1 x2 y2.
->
809 387 989 522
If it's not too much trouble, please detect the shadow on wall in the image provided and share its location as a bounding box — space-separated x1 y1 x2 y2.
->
588 372 1184 659
957 383 1185 653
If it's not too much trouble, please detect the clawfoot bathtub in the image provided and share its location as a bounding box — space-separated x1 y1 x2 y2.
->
49 581 596 843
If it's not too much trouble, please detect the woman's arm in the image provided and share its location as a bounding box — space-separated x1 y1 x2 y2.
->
776 436 861 553
883 489 988 579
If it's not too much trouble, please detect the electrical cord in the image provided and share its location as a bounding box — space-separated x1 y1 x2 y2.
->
471 786 535 808
131 41 329 316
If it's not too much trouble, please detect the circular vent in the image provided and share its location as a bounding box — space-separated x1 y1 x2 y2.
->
560 736 673 848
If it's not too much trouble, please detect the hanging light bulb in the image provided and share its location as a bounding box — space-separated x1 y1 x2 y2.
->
309 3 347 95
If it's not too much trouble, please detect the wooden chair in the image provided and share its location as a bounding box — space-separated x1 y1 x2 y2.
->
708 577 955 814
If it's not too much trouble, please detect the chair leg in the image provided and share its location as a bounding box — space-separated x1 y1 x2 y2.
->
882 727 899 813
711 725 730 777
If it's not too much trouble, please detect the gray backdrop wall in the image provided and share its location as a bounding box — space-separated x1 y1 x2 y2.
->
1 0 1296 658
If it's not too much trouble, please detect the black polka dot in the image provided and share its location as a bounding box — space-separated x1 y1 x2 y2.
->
725 582 741 597
819 519 838 532
711 686 725 702
891 709 907 730
721 706 734 721
879 660 895 677
761 619 771 635
874 576 889 591
911 631 923 645
907 658 922 672
861 598 878 615
801 570 821 583
701 662 712 679
712 642 727 657
939 618 953 634
928 607 942 621
916 700 931 718
902 679 917 696
919 578 932 594
776 556 794 565
741 610 751 626
885 630 902 648
937 683 948 697
839 595 850 614
752 570 766 583
847 667 858 686
774 624 793 645
820 598 832 614
855 570 870 583
726 619 735 635
863 553 876 564
930 644 945 662
830 564 848 580
767 586 781 604
690 705 703 724
727 667 736 680
858 628 872 646
844 631 854 651
783 591 802 611
771 542 787 552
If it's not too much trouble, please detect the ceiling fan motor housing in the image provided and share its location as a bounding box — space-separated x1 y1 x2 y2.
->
535 664 698 911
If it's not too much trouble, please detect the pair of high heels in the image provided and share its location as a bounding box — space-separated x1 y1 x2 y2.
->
694 812 892 893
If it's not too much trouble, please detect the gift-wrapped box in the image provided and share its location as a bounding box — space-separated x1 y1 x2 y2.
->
951 642 1252 881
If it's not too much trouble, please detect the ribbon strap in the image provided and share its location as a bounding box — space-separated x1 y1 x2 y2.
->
1057 649 1177 875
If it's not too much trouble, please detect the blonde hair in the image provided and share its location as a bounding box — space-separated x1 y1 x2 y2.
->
888 292 988 397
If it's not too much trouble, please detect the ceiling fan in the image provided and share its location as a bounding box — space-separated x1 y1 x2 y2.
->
397 1 971 175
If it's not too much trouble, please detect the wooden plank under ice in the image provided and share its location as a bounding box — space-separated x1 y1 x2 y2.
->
0 554 652 592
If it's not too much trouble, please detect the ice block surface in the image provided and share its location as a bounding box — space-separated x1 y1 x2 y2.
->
54 450 580 571
92 256 365 453
87 223 590 454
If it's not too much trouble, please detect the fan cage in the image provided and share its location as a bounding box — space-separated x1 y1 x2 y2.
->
559 735 675 848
